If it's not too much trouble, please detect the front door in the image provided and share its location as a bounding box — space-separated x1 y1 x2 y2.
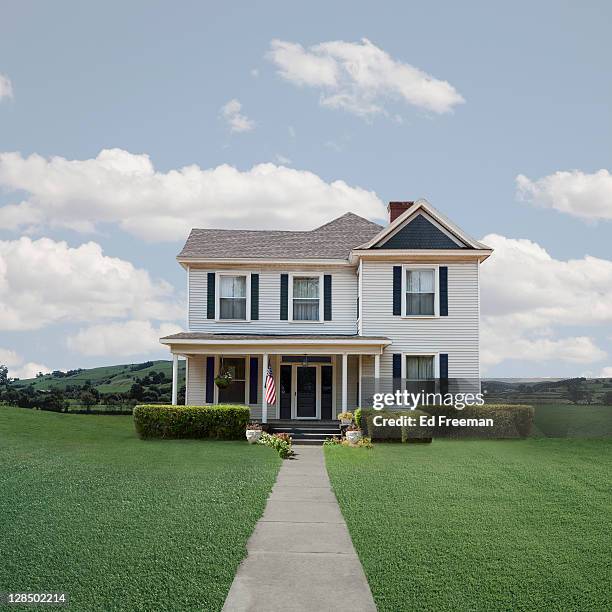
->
295 366 317 419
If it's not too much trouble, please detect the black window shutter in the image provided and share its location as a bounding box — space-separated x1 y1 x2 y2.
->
207 273 215 319
440 266 448 316
205 356 215 403
250 274 259 320
393 266 402 315
392 353 402 392
249 357 258 404
439 353 449 379
280 274 289 320
323 275 332 321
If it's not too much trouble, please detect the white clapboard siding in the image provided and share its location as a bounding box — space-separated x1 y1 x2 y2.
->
186 355 206 405
188 267 358 334
360 261 480 379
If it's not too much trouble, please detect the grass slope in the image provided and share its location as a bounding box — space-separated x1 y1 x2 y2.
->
12 360 186 393
0 407 280 611
325 440 611 612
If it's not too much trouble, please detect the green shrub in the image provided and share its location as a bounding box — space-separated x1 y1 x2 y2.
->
354 407 362 429
133 404 250 440
258 432 294 459
363 409 432 442
422 404 534 438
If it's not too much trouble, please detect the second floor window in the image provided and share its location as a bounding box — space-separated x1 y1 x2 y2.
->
219 275 247 320
293 276 320 321
405 268 435 316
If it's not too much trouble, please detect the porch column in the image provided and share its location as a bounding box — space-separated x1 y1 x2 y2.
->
171 353 178 405
374 353 380 395
358 355 362 407
342 353 348 413
262 353 268 423
184 356 189 405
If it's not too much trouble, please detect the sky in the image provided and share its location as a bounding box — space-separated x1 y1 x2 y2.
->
0 0 611 379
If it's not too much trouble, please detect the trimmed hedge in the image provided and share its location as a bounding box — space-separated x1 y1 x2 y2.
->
421 404 534 438
363 409 433 442
133 404 250 440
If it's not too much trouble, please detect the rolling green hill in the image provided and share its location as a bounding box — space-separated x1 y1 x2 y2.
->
13 360 186 394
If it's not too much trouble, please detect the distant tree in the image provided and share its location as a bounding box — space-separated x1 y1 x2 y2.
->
0 364 8 386
79 391 98 412
178 385 186 405
42 388 69 412
129 382 144 401
565 379 586 405
602 391 612 406
36 371 45 378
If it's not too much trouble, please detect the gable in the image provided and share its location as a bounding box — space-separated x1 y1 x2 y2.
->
374 213 467 249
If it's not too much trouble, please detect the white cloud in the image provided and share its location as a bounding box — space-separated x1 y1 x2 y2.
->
0 73 13 100
480 234 612 371
0 236 182 331
11 362 51 380
67 320 183 356
0 148 385 241
0 347 21 367
598 366 612 377
267 38 464 117
0 347 50 380
220 98 255 133
275 154 291 165
516 169 612 221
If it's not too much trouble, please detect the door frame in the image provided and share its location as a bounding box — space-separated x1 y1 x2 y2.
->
291 364 321 420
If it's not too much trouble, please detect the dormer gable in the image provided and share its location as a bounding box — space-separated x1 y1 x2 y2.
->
356 199 490 252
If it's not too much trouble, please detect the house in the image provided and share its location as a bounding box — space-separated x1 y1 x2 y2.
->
160 199 492 422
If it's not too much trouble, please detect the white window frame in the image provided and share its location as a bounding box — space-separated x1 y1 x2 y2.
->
401 352 440 380
215 272 251 322
288 273 324 323
401 264 439 318
401 352 440 396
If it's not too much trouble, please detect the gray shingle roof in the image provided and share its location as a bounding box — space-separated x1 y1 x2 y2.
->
177 212 383 260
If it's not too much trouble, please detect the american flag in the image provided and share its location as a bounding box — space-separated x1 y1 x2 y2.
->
265 364 276 405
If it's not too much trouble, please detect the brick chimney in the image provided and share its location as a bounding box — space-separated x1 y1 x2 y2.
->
388 201 414 223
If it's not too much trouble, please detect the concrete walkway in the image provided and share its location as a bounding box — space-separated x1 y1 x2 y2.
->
222 446 377 611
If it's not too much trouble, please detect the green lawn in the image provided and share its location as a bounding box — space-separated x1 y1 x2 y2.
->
0 407 281 611
325 439 612 612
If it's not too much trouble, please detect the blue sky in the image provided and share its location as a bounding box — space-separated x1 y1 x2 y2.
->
0 0 611 378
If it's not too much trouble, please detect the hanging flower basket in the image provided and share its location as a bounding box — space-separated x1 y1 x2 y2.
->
214 372 233 389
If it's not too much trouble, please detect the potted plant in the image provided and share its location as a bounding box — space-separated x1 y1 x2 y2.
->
345 424 362 444
214 371 232 389
245 422 262 444
338 411 353 426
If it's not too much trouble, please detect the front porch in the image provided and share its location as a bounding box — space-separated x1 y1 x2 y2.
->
161 333 391 422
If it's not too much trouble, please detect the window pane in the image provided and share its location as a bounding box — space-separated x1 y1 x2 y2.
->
406 293 434 315
220 297 246 319
293 277 319 299
218 382 246 404
406 356 434 380
406 269 434 293
293 299 319 320
220 275 246 298
220 357 245 380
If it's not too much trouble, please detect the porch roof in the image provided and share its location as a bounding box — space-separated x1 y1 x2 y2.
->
160 332 391 355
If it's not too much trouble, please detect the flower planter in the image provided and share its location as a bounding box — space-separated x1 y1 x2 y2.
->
346 430 362 444
246 429 262 444
340 419 352 426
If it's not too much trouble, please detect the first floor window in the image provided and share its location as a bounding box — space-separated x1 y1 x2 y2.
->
293 276 320 321
405 268 435 315
406 355 435 394
218 357 246 403
219 275 247 320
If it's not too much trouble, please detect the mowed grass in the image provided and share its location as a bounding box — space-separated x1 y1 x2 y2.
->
0 407 281 611
325 440 612 612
